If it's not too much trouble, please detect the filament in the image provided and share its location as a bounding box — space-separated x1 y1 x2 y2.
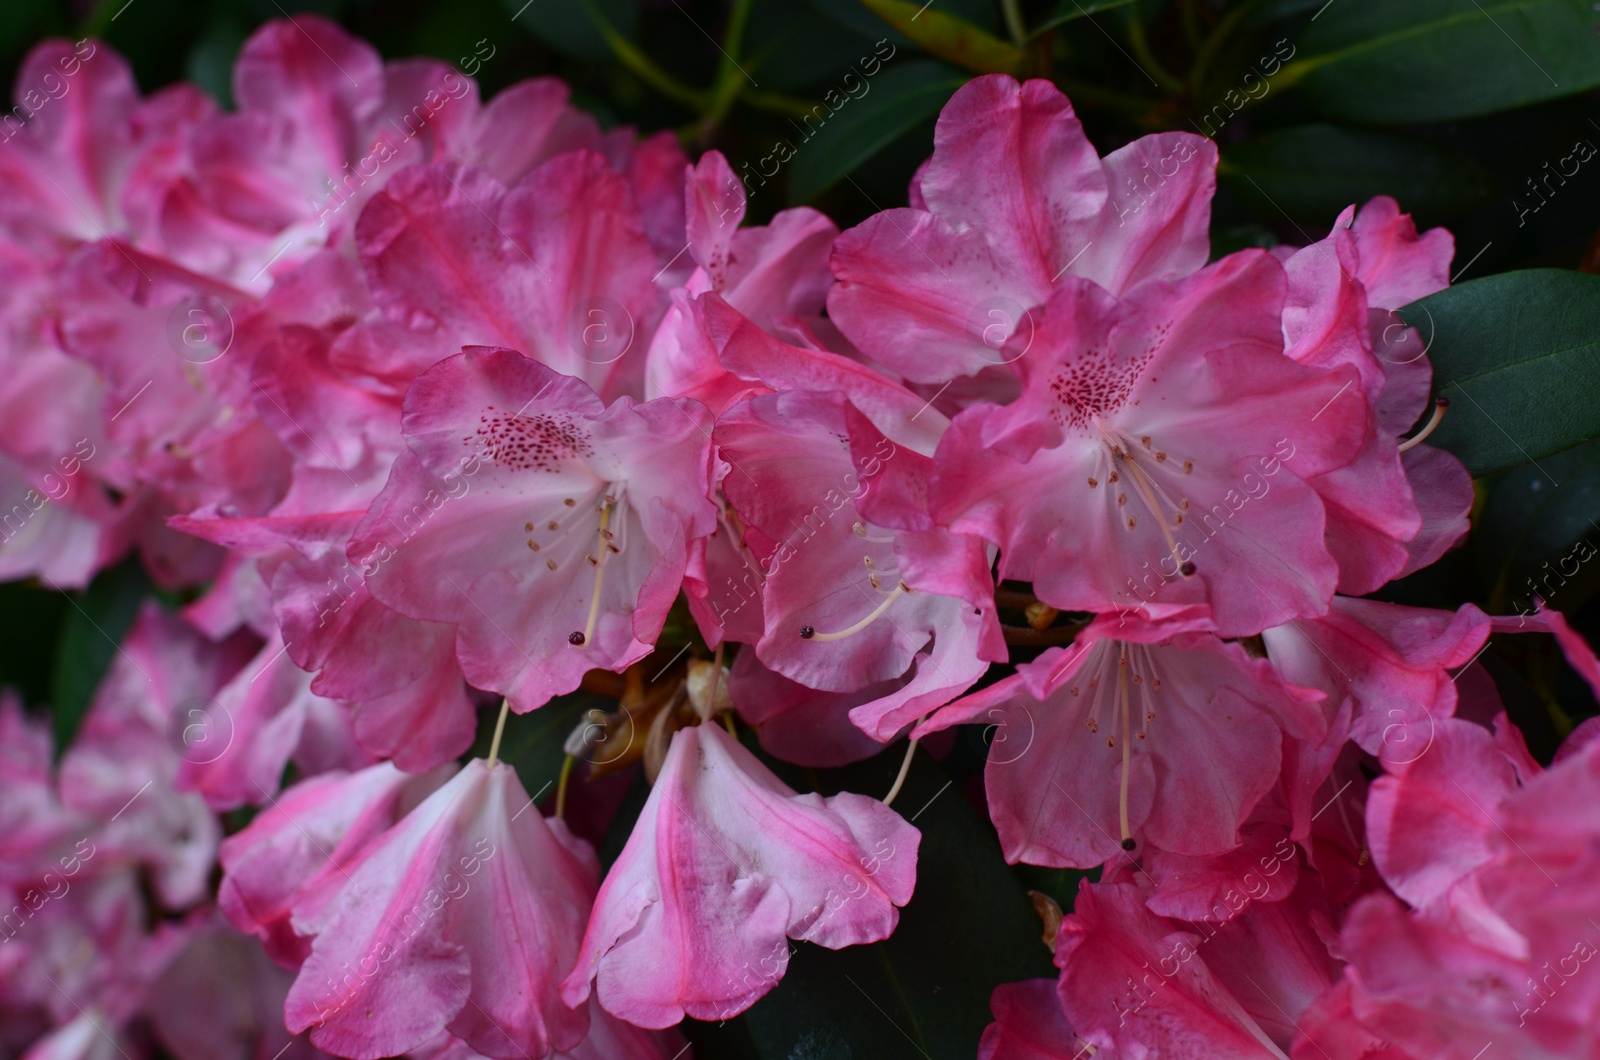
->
883 734 919 807
1397 398 1448 453
805 582 906 641
1118 645 1133 850
485 699 510 769
578 502 612 646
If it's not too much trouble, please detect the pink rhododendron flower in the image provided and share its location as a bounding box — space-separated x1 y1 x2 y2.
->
1 13 1588 1060
921 612 1323 864
563 722 918 1027
283 759 597 1058
714 389 991 723
353 346 716 711
645 150 838 409
830 75 1216 384
928 253 1366 636
979 979 1089 1060
218 761 453 966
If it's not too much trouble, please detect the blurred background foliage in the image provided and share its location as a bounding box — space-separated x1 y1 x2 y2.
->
3 1 1600 1056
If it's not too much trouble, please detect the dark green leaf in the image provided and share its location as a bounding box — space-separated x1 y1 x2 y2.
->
1032 0 1142 36
809 0 1001 40
0 0 57 62
857 0 1028 75
1289 0 1600 124
787 59 964 202
1013 863 1095 914
746 2 878 91
1249 0 1334 23
469 691 599 803
504 0 637 60
186 17 249 108
50 560 151 753
1473 437 1600 614
0 581 67 708
1221 124 1493 225
739 749 1054 1058
1400 269 1600 476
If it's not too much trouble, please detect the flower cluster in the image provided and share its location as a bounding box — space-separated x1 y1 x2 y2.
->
1 19 1597 1060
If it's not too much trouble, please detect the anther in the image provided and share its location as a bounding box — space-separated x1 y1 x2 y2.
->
799 625 815 639
1120 837 1136 852
1179 561 1196 577
568 631 586 645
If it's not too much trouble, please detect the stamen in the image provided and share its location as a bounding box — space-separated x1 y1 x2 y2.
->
576 502 613 647
1397 398 1448 453
804 582 906 642
1120 452 1186 574
1117 644 1133 851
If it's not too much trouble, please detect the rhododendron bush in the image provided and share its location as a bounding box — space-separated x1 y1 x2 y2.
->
4 1 1600 1058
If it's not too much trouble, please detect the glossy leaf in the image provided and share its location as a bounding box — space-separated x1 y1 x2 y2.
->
1287 0 1600 124
787 59 965 202
808 0 1001 41
1400 269 1600 476
746 2 880 91
504 0 637 61
858 0 1029 75
1473 437 1600 614
49 560 150 754
1221 124 1493 224
468 691 598 802
1033 0 1142 35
